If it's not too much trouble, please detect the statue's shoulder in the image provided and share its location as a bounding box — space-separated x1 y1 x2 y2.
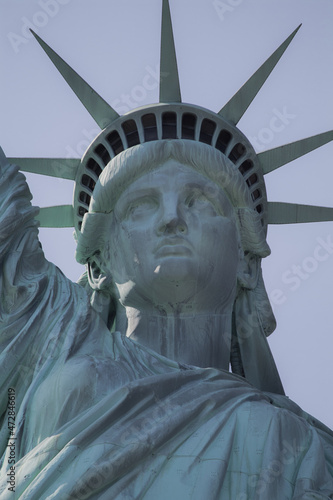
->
265 391 333 475
266 392 333 437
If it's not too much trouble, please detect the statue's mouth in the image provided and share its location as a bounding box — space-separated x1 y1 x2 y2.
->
155 245 192 257
155 237 192 256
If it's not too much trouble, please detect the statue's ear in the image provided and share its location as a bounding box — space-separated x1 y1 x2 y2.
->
237 251 260 290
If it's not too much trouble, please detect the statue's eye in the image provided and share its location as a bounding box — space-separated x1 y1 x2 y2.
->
186 190 210 207
185 189 219 215
187 194 205 207
127 197 157 217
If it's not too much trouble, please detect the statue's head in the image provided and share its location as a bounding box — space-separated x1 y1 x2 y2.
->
76 141 269 296
75 139 280 390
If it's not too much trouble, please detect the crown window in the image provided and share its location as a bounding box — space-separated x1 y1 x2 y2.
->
122 120 140 148
87 158 102 178
162 112 177 139
142 113 158 141
94 144 111 165
182 113 197 140
215 129 232 154
199 119 216 145
229 143 246 163
106 131 124 156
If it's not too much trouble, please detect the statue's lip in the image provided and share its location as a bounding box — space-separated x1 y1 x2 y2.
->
154 237 192 255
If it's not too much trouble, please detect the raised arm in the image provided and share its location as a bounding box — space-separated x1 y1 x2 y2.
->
0 148 94 446
0 148 48 323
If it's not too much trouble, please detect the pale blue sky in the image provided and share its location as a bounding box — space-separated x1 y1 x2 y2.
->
1 0 333 428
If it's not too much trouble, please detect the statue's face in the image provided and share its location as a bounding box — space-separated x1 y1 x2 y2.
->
107 159 240 312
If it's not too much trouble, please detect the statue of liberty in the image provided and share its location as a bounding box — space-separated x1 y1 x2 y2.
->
0 1 333 498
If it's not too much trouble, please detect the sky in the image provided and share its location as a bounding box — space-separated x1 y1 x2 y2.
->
1 0 333 428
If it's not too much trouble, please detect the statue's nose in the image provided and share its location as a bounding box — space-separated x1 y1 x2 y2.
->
156 197 187 235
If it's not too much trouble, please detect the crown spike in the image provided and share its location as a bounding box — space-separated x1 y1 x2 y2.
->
10 158 79 180
159 0 182 103
30 30 119 129
268 202 333 224
259 131 333 174
36 205 74 227
219 25 301 125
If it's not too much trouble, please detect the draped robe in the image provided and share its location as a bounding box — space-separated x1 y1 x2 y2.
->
1 163 333 499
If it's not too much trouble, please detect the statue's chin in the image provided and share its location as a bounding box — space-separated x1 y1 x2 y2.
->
153 254 196 277
116 263 201 312
116 255 235 312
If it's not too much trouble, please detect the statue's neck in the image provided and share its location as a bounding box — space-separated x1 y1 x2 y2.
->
118 308 232 370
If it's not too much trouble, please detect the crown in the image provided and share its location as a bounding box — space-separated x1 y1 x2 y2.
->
8 0 333 237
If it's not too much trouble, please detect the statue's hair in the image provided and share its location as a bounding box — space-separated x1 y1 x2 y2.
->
75 140 276 357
